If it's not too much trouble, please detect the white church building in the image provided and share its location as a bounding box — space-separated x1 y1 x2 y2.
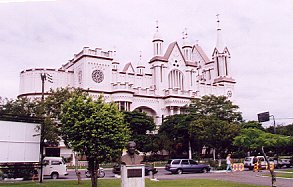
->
19 20 236 127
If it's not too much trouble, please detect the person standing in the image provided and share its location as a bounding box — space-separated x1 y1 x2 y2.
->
253 156 259 172
31 168 39 182
226 154 232 172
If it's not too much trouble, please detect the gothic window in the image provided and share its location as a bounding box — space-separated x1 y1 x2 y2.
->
225 56 228 76
216 57 220 76
168 69 184 90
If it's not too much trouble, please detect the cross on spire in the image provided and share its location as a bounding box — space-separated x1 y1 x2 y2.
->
182 28 188 40
155 20 159 31
216 14 221 29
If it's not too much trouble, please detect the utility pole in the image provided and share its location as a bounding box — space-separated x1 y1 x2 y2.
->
39 73 46 183
270 115 276 134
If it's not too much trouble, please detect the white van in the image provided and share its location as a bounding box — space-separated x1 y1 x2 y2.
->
43 157 68 179
244 156 274 170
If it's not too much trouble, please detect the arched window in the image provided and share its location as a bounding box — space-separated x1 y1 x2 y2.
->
168 69 184 90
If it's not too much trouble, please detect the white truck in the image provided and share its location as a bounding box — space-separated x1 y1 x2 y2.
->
0 119 67 180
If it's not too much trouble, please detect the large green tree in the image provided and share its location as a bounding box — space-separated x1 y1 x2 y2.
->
233 128 291 154
158 95 243 159
123 110 156 153
187 95 242 157
189 118 241 157
61 94 130 187
158 114 190 157
187 95 243 123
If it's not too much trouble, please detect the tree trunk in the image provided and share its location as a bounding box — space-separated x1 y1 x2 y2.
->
261 146 276 187
88 157 99 187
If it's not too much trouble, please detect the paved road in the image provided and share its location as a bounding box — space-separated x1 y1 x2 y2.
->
53 168 292 187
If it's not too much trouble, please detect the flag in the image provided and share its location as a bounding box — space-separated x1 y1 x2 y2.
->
46 73 53 83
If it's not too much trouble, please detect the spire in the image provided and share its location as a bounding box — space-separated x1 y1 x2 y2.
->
138 50 143 66
182 28 192 47
153 20 164 56
216 14 225 52
153 20 163 42
137 50 145 74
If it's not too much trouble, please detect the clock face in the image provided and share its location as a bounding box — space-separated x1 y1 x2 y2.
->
92 70 104 83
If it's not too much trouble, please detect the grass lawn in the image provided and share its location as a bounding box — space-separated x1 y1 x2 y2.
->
272 170 293 178
0 179 266 187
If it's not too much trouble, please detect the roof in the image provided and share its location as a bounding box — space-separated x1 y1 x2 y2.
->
193 44 210 63
122 62 135 73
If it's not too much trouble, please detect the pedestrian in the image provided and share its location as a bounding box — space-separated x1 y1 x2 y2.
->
253 156 258 172
226 154 232 172
31 168 39 182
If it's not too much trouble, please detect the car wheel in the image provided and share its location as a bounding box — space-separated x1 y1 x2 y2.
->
177 169 183 175
98 171 105 178
201 168 208 173
51 173 59 180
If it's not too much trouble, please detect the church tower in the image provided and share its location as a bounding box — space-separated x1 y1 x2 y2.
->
136 51 145 75
149 21 166 93
212 15 231 78
212 15 236 99
153 21 164 56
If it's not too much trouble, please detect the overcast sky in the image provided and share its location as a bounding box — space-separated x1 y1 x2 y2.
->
0 0 292 125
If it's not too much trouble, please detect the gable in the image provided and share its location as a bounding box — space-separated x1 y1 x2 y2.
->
164 42 186 68
122 62 135 74
193 45 210 64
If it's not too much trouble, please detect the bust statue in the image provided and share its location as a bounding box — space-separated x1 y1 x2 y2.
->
121 141 143 165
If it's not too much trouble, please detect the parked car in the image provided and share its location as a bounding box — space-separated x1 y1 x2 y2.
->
112 163 158 176
85 168 105 178
274 158 291 168
165 159 210 174
243 156 274 170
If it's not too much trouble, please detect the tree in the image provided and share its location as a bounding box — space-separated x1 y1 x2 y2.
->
233 128 291 154
41 87 85 146
266 124 293 136
187 95 243 123
241 121 265 131
158 114 190 157
0 97 39 118
189 118 241 158
186 95 243 158
123 110 156 153
61 94 130 187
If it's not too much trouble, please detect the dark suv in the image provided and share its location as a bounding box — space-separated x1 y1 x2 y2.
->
165 159 210 174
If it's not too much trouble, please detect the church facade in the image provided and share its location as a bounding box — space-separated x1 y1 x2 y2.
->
19 21 235 127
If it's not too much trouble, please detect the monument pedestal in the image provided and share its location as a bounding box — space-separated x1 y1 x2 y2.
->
121 165 145 187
